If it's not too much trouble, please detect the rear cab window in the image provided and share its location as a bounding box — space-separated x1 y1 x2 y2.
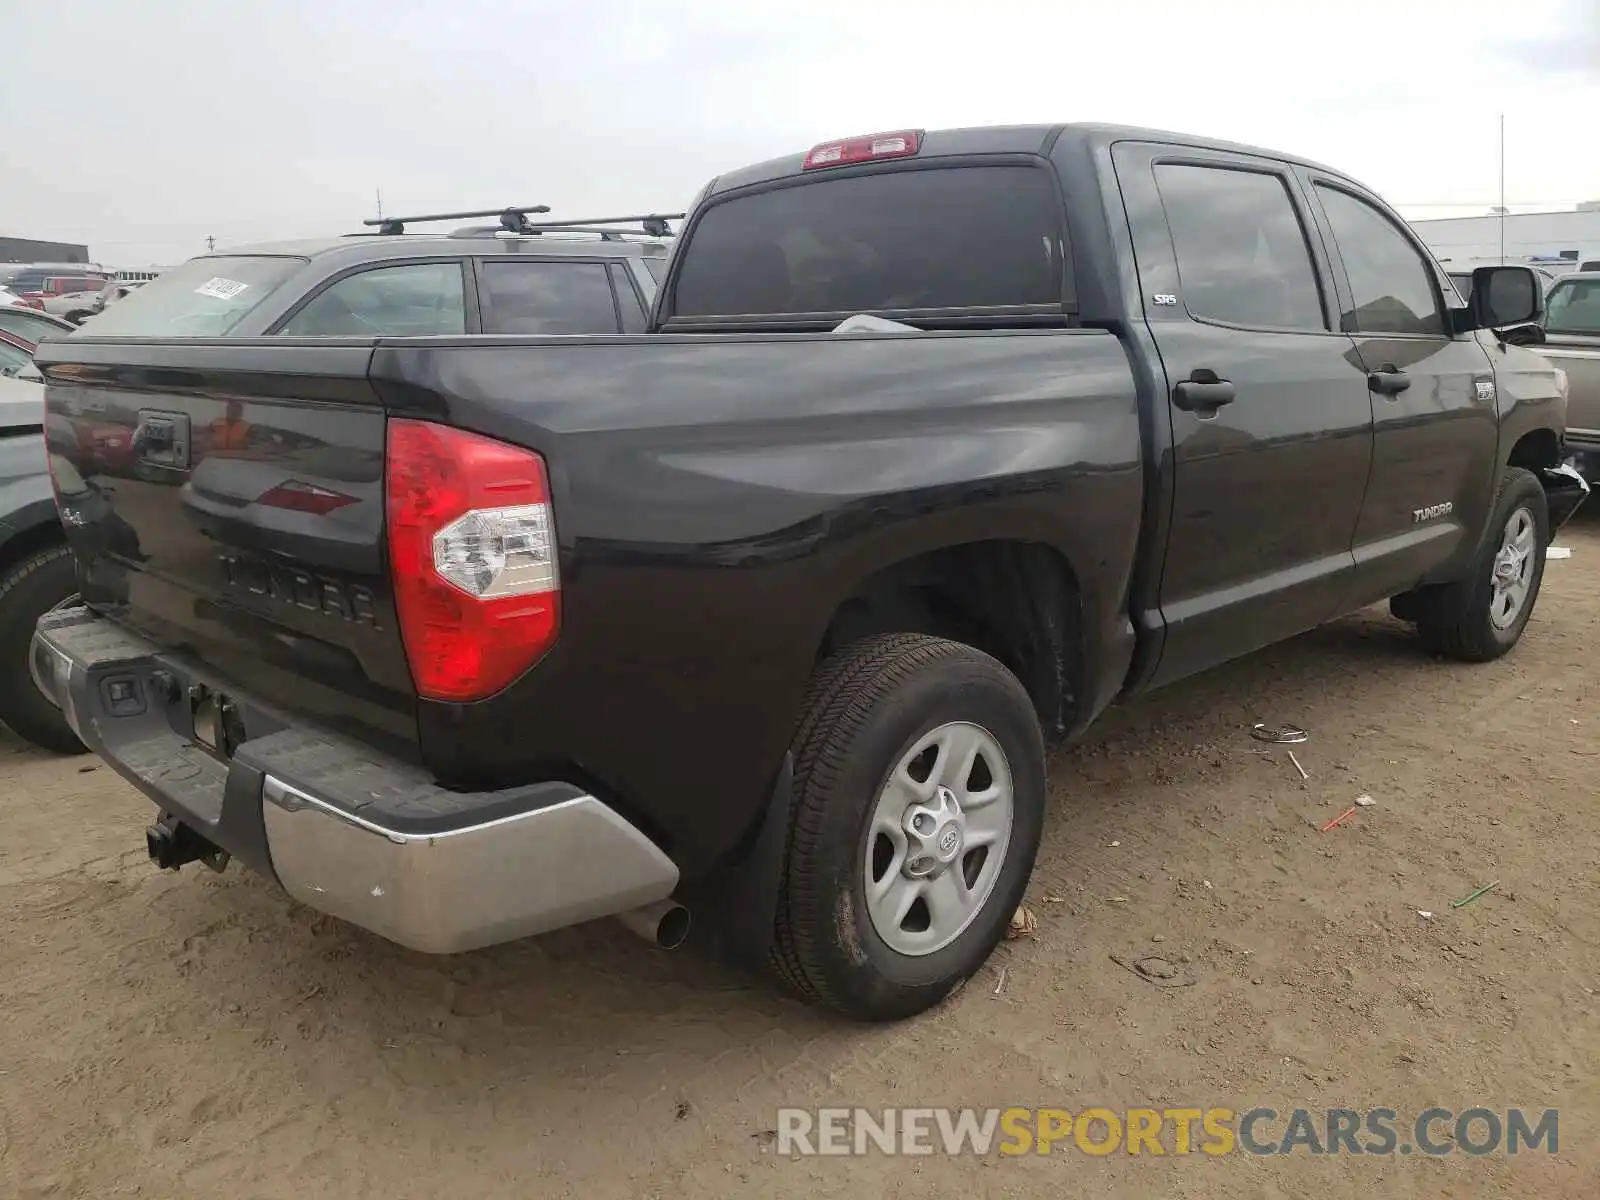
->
668 165 1068 328
79 256 306 336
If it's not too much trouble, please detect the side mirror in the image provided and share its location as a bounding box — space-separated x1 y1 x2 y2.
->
1461 265 1544 331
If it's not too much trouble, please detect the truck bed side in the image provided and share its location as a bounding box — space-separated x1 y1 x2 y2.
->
369 328 1142 871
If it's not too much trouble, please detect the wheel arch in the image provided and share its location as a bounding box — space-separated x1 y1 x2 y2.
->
814 538 1086 739
0 500 67 575
1506 427 1560 472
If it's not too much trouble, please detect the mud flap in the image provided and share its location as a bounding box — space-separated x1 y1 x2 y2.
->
1542 462 1590 531
678 753 794 966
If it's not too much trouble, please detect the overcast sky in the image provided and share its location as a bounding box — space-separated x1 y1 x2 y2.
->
4 0 1598 267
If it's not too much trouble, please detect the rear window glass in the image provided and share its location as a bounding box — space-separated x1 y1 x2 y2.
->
671 165 1064 319
80 256 304 336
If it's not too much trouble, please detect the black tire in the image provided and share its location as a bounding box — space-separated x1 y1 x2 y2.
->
0 545 87 754
1413 467 1549 662
771 634 1046 1021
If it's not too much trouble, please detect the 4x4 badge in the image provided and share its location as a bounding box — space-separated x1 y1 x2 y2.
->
1476 381 1497 403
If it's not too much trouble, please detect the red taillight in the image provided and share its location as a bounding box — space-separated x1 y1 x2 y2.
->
802 129 922 170
385 418 559 702
17 294 45 310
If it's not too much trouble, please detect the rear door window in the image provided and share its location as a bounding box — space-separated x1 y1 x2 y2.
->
671 165 1066 321
82 256 306 336
1154 163 1327 331
279 261 466 336
477 261 620 334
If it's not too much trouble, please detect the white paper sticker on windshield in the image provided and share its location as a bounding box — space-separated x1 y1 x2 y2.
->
194 277 250 301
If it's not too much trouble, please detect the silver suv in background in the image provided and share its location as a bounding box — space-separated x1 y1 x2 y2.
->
1538 271 1600 479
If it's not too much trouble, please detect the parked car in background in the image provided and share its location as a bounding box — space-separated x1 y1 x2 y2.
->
1537 272 1600 479
0 372 83 753
70 213 672 340
29 138 1585 1020
0 264 111 289
0 303 76 344
1 266 115 323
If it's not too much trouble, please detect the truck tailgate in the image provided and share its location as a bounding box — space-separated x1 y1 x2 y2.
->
37 340 417 756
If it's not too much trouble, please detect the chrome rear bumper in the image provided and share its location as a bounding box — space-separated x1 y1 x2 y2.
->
31 607 679 954
261 776 679 953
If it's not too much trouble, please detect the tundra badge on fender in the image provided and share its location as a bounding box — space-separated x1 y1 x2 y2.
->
1414 502 1454 523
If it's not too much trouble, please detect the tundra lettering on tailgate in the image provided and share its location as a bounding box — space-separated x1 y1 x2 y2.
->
219 551 380 626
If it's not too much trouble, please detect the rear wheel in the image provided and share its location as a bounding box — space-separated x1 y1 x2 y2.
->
771 634 1045 1021
0 545 87 753
1412 467 1549 661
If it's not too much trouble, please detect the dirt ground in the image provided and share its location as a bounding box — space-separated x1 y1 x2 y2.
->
3 518 1598 1200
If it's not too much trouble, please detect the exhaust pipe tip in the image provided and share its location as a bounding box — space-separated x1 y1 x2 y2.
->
617 899 691 950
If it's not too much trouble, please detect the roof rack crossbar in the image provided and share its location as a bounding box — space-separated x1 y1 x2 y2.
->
363 205 553 235
522 213 685 237
449 222 680 241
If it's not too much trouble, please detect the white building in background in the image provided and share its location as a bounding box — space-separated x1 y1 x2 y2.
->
1410 205 1600 270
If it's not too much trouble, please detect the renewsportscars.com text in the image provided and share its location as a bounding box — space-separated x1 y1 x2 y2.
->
774 1106 1558 1157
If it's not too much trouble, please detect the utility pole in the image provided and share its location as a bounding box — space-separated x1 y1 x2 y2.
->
1498 114 1506 264
206 234 216 252
376 189 384 221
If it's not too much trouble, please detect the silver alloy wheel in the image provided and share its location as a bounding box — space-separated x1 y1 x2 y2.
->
862 720 1014 957
1489 506 1536 631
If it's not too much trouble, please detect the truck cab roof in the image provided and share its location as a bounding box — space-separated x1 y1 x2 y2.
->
704 122 1357 197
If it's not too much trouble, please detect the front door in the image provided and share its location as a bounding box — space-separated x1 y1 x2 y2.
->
1305 179 1500 607
1112 144 1375 686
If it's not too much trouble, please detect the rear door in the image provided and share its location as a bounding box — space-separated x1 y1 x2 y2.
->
1112 143 1373 685
1304 177 1498 605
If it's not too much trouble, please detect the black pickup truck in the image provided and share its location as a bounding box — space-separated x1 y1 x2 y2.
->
32 124 1587 1021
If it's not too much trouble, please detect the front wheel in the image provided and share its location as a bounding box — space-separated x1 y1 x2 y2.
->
1413 467 1549 661
771 634 1046 1021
